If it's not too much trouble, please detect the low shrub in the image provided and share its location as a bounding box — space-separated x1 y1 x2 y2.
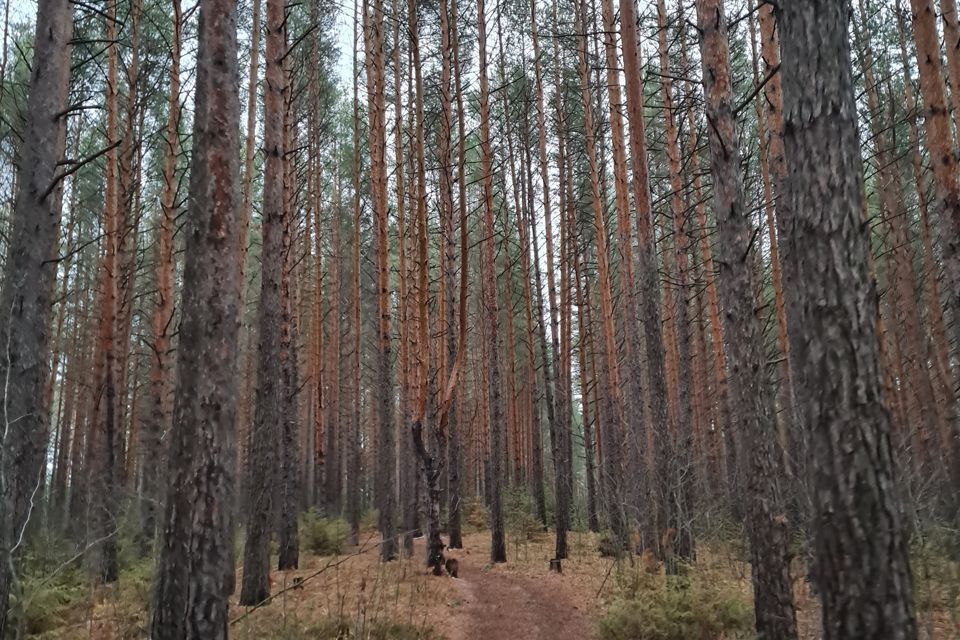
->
13 574 86 635
505 488 547 541
361 508 380 532
597 531 624 557
598 576 752 640
300 510 348 556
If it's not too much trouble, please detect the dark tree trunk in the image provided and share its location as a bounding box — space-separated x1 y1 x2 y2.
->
149 0 242 634
477 0 506 564
447 0 468 549
239 0 286 605
695 0 798 637
0 0 72 632
779 2 918 638
277 151 300 572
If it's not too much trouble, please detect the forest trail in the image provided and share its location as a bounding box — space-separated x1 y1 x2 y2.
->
426 539 594 640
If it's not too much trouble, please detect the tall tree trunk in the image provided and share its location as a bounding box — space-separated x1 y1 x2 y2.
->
149 0 242 634
780 2 918 638
654 0 696 566
752 1 798 488
575 0 627 551
88 0 121 584
141 0 182 556
518 96 548 528
909 0 960 413
895 9 954 440
679 20 732 506
940 0 960 134
437 0 461 541
619 0 670 553
0 0 72 632
478 0 506 563
447 0 468 548
239 0 287 604
600 0 650 547
365 0 397 561
694 0 798 636
277 27 300 571
345 0 363 546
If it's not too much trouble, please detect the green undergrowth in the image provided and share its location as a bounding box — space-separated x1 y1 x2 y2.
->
504 487 547 543
599 570 753 640
300 510 349 556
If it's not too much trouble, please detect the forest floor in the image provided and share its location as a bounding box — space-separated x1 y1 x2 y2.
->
31 523 959 639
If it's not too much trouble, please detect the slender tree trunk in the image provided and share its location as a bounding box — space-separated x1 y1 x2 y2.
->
141 0 182 556
88 0 121 584
575 0 627 550
695 0 798 636
678 22 733 507
910 0 960 412
277 27 300 570
364 0 397 561
345 0 363 546
239 0 287 604
599 0 651 546
752 1 798 487
939 0 960 134
895 10 954 434
619 0 671 553
654 0 696 566
477 0 506 563
574 251 600 533
780 3 918 638
447 0 468 548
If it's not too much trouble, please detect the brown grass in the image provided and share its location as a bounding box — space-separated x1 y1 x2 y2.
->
31 526 960 639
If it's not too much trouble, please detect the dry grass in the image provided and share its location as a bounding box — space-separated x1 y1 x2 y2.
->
27 525 960 639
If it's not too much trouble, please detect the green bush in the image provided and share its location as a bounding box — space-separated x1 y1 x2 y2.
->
361 509 380 532
597 531 624 557
505 488 546 541
13 573 86 635
300 510 348 556
598 578 752 640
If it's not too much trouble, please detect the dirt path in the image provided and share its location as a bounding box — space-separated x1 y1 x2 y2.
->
443 548 594 640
